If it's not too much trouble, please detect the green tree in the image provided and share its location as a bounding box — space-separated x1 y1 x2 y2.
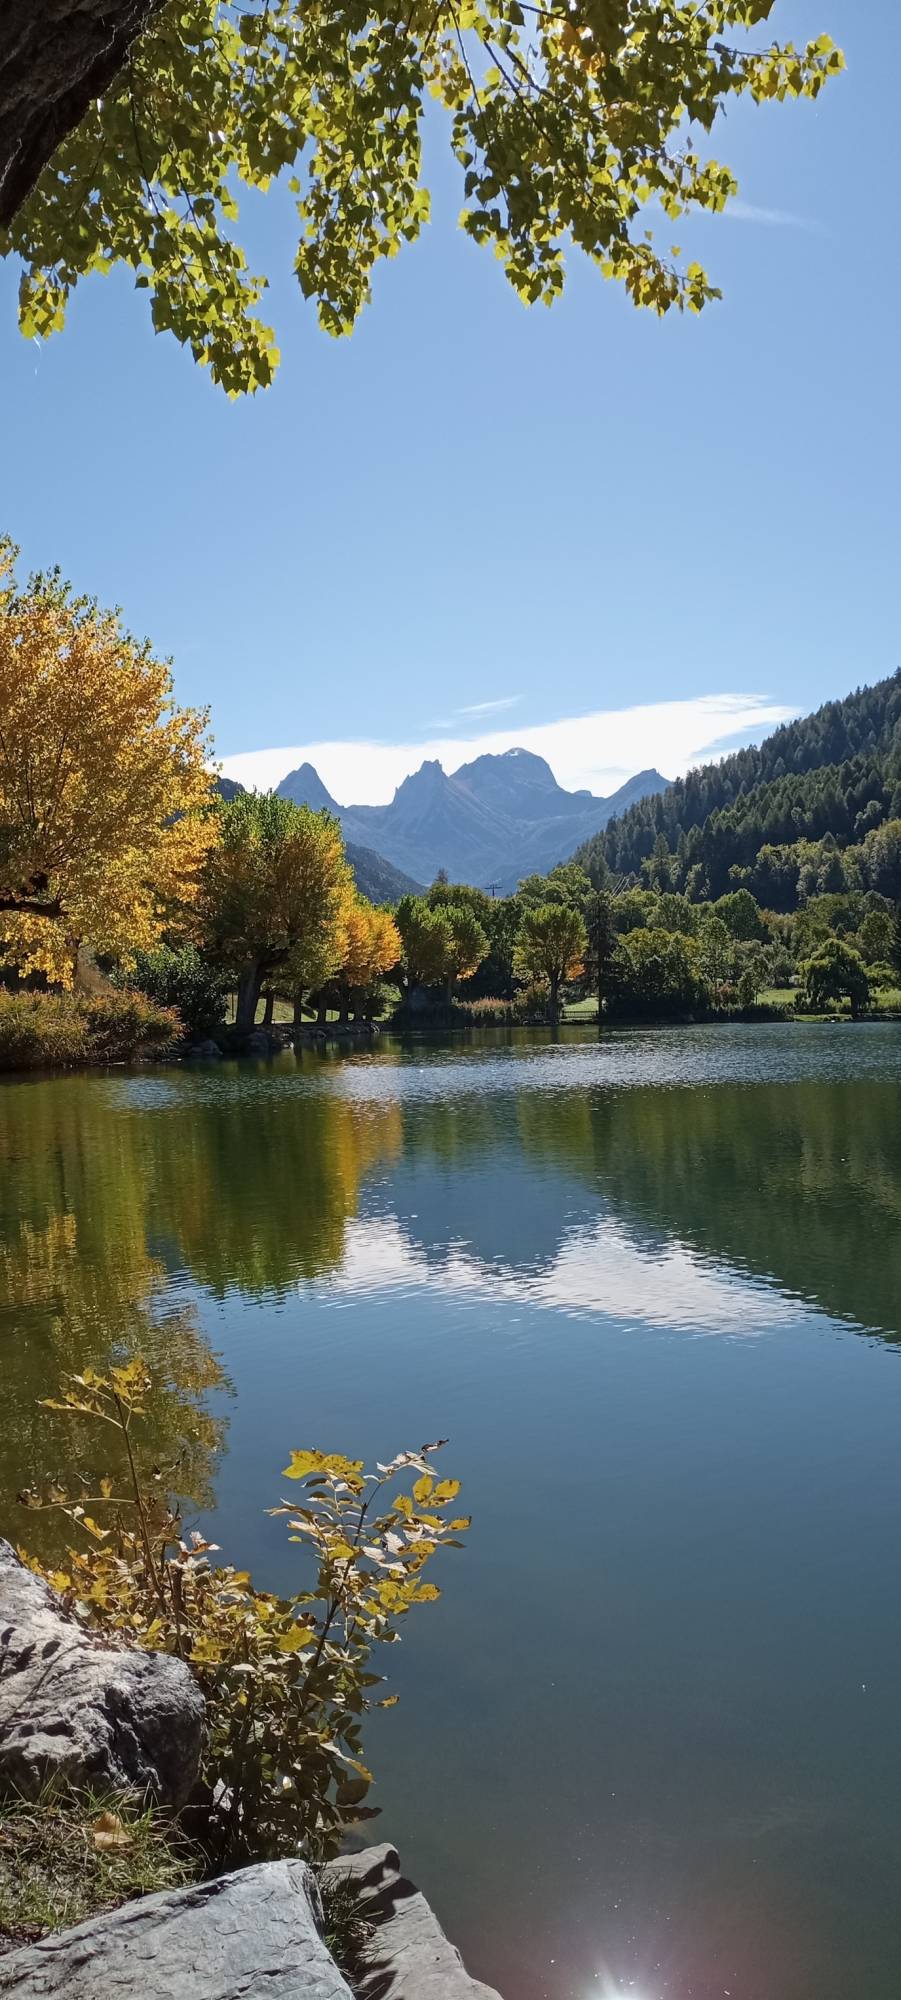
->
518 863 590 911
514 902 586 1022
859 907 893 965
394 895 451 998
611 927 706 1017
442 903 489 1000
713 889 768 942
699 913 734 998
584 888 617 1017
200 793 350 1033
891 906 901 985
0 6 842 392
802 937 870 1019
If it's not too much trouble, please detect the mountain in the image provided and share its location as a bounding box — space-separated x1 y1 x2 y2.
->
276 762 343 815
343 843 423 903
275 749 669 889
575 670 901 907
215 777 422 901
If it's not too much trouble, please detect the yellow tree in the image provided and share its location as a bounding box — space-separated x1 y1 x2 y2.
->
200 792 351 1032
0 540 214 985
333 898 401 1023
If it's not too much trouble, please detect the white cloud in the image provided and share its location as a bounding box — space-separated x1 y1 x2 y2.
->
219 689 796 806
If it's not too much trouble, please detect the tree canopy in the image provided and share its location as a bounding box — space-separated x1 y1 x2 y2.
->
0 1 842 392
514 899 586 1016
0 539 213 985
200 791 352 1029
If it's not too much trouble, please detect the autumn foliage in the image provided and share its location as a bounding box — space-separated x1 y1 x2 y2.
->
0 540 214 985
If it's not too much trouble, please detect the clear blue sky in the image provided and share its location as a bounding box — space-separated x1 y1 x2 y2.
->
1 1 898 801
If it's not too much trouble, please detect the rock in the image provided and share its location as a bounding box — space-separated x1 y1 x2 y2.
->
245 1028 271 1054
0 1859 354 1999
186 1039 222 1059
322 1845 503 2000
0 1541 203 1808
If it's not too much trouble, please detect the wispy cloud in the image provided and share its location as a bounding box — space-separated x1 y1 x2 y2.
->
723 199 821 231
219 689 797 807
456 695 520 718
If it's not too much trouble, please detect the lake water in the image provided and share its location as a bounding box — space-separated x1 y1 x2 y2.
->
2 1023 901 2000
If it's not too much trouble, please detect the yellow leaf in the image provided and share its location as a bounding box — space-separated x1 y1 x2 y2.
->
92 1812 132 1852
277 1624 317 1653
282 1450 364 1483
412 1475 434 1502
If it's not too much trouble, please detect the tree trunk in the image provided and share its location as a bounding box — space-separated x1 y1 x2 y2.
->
235 962 261 1035
0 0 163 227
292 990 305 1029
317 995 328 1027
262 990 275 1027
549 969 560 1022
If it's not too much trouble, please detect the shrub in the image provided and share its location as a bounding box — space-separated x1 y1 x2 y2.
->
81 991 181 1061
21 1361 468 1869
0 992 87 1070
0 990 180 1072
112 946 227 1041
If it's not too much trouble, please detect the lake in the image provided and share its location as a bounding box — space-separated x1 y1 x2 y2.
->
2 1023 901 2000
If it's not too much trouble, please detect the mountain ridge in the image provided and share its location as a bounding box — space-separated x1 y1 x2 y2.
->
276 747 669 889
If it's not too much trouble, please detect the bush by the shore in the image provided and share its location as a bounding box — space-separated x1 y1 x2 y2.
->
110 946 228 1041
0 991 181 1072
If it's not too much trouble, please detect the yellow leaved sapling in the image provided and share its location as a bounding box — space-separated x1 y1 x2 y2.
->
20 1360 469 1866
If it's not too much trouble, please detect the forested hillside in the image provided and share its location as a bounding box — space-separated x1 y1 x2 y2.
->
578 672 901 908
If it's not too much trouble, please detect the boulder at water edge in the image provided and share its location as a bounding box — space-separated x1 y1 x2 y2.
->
0 1539 203 1808
0 1859 353 1999
322 1845 502 1999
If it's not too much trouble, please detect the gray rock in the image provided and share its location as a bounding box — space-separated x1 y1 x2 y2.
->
0 1540 203 1808
186 1039 222 1059
322 1845 502 2000
0 1858 354 1999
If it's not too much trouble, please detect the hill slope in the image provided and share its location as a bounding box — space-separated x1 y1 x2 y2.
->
576 671 901 905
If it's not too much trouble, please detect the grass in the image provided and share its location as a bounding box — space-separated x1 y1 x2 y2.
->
0 1789 200 1955
317 1867 375 1983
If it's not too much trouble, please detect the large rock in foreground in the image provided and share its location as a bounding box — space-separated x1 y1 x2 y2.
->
0 1540 203 1808
323 1845 502 2000
0 1860 353 1999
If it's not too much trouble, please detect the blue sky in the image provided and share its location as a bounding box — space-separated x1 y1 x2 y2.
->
1 1 897 803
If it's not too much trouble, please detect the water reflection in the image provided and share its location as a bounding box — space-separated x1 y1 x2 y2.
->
3 1028 901 2000
325 1212 794 1335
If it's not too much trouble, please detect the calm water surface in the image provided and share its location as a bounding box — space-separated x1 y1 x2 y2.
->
3 1024 901 2000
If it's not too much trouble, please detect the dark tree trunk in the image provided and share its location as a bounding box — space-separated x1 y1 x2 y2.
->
0 0 163 227
316 995 328 1027
262 990 275 1027
549 969 560 1022
235 962 261 1036
292 990 305 1029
